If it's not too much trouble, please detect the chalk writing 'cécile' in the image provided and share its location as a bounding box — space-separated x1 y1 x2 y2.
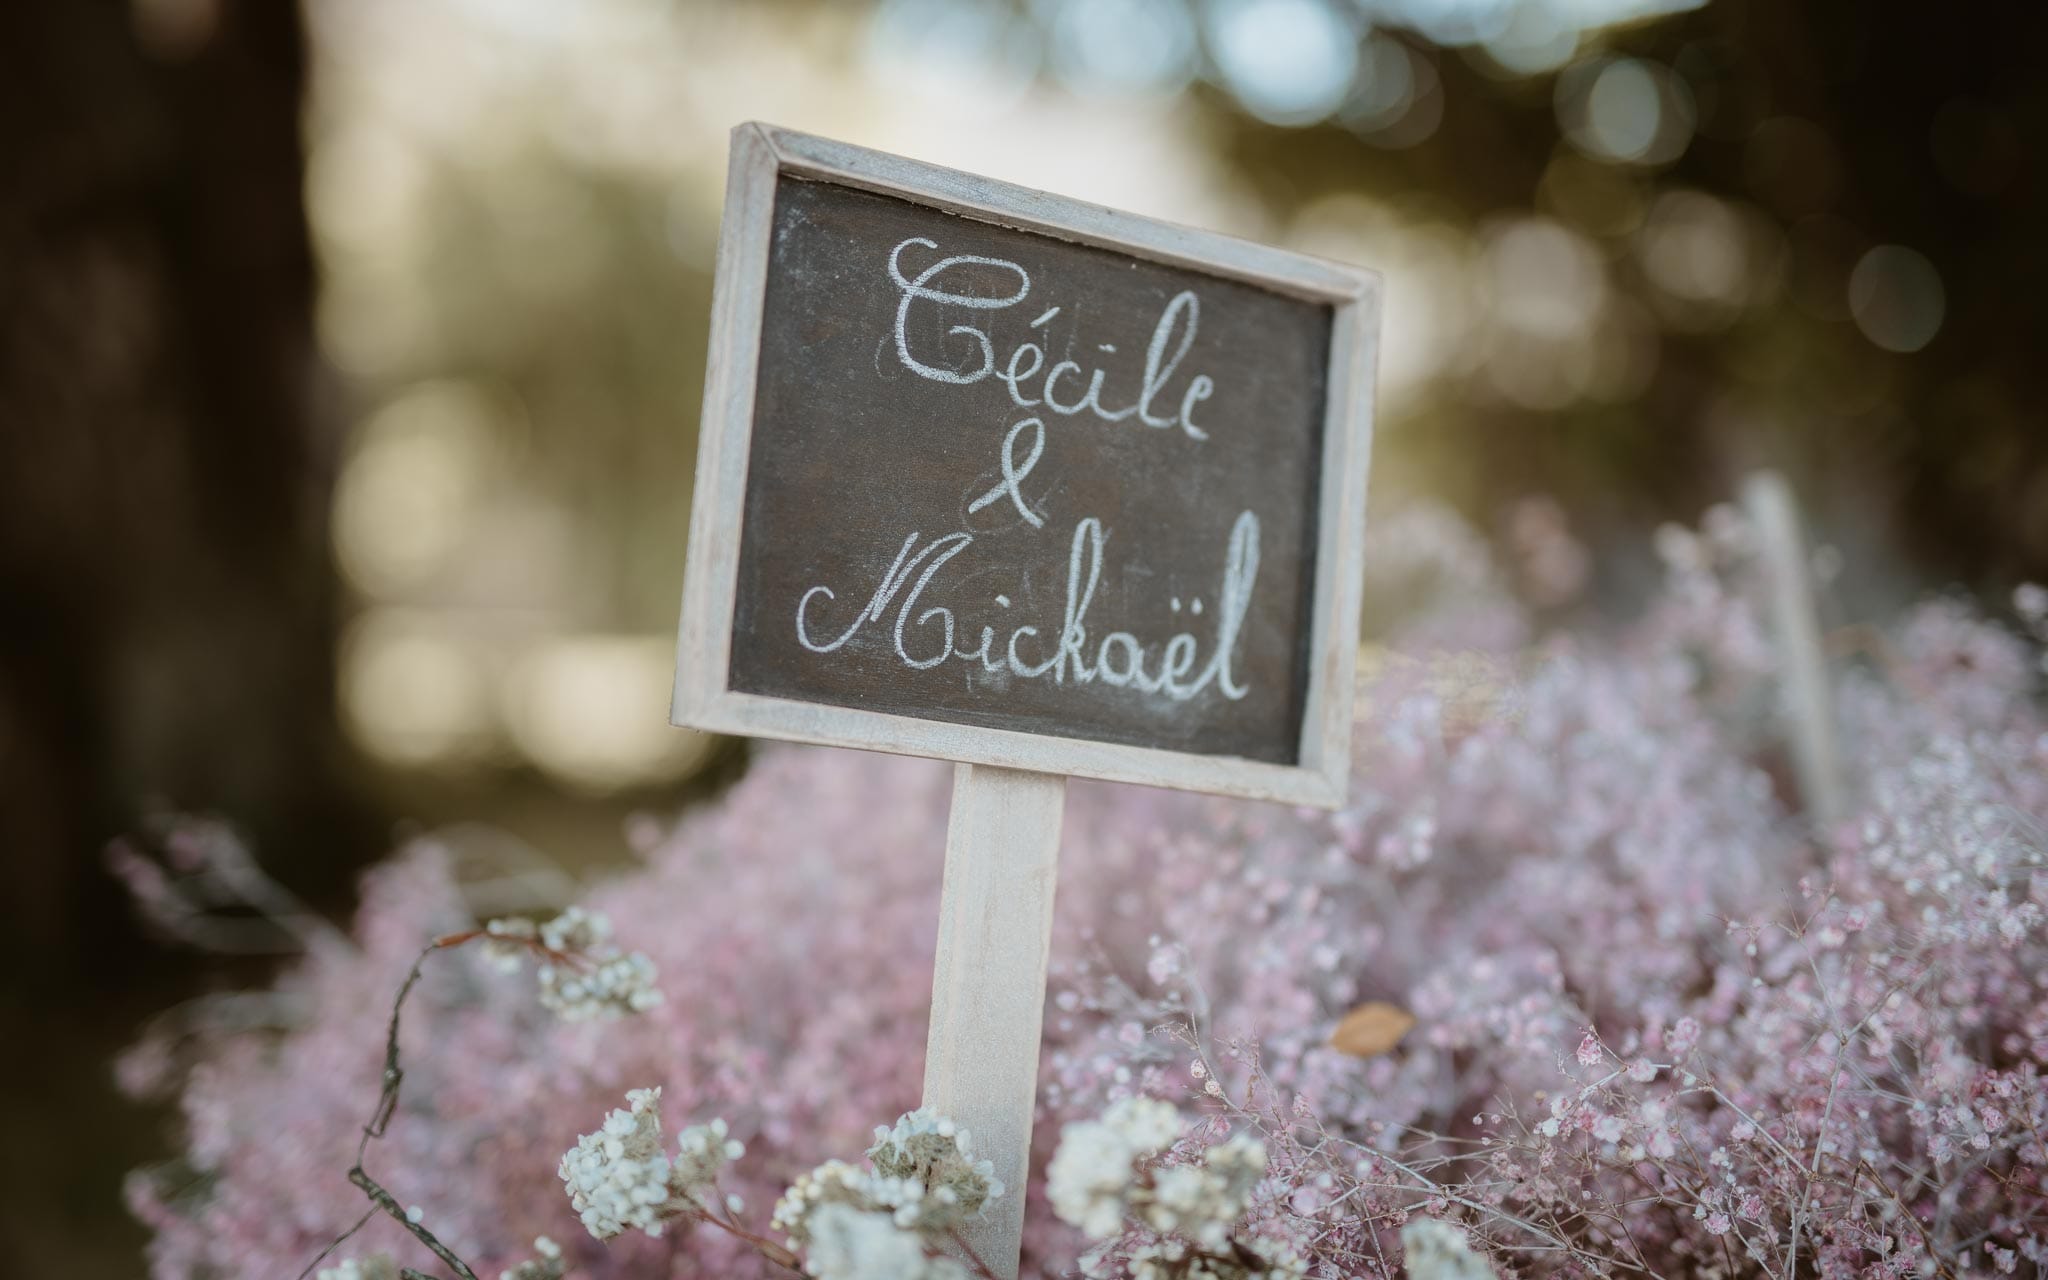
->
888 237 1215 441
796 513 1262 701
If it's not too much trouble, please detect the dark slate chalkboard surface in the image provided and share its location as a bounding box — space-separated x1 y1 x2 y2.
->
727 176 1332 765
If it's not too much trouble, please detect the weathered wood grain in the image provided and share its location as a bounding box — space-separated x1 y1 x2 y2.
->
922 764 1067 1279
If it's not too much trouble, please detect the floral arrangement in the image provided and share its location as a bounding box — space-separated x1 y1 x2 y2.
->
116 504 2048 1278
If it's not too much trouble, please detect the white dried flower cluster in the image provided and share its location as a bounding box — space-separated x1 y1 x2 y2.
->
673 1116 746 1209
498 1236 565 1280
559 1087 672 1239
481 916 539 971
771 1108 1000 1278
1138 1135 1267 1249
865 1107 1003 1226
1399 1218 1496 1280
542 948 662 1020
1122 1231 1308 1280
1054 1101 1301 1280
558 1087 741 1241
484 907 663 1021
774 1159 879 1246
537 904 609 952
802 1202 969 1280
771 1161 942 1246
316 1258 398 1280
1048 1096 1186 1238
537 907 662 1020
2016 582 2047 626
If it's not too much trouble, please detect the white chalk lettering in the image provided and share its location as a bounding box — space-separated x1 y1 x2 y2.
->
887 239 1217 438
888 238 1031 385
965 417 1047 528
792 512 1261 705
837 239 1264 716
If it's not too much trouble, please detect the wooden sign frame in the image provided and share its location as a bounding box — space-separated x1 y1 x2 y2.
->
671 122 1381 808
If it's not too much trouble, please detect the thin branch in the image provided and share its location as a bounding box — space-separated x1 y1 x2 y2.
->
300 926 818 1280
349 1165 477 1280
296 1208 375 1280
301 932 512 1280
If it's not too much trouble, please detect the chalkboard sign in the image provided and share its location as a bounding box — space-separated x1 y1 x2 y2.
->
674 124 1379 806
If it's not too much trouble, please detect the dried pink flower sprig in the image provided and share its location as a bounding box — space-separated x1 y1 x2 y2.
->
296 911 1012 1280
125 753 959 1280
1035 515 2048 1277
123 503 2048 1279
291 908 674 1280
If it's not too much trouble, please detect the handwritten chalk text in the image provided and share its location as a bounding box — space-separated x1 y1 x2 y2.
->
888 238 1215 441
796 512 1261 702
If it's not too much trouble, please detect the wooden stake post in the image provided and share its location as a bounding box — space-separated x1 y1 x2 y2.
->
673 125 1380 1278
1742 471 1845 828
925 765 1067 1269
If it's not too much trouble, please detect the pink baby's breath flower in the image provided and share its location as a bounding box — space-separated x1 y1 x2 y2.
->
121 504 2048 1280
2014 583 2047 624
1665 1016 1701 1056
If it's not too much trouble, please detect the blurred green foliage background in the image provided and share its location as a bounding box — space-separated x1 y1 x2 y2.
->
305 0 2048 807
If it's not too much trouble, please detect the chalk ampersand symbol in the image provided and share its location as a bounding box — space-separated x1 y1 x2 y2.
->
966 417 1047 528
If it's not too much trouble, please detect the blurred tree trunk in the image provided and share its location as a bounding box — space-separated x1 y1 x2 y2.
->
0 0 367 969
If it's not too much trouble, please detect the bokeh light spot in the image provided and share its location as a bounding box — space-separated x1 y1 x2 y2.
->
1637 190 1765 329
504 636 719 793
863 0 1037 112
1848 245 1945 353
333 382 500 596
1401 0 1517 48
1485 216 1607 339
1481 1 1579 77
1208 0 1358 127
1558 56 1695 166
1586 61 1660 158
1477 216 1611 408
1343 36 1442 147
1289 194 1475 406
341 610 495 767
1044 0 1197 98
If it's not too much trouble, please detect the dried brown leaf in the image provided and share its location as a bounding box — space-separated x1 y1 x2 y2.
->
1329 1001 1416 1058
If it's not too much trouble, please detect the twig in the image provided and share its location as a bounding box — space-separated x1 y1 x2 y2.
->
297 1209 375 1280
298 926 823 1280
698 1187 803 1271
299 930 549 1280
